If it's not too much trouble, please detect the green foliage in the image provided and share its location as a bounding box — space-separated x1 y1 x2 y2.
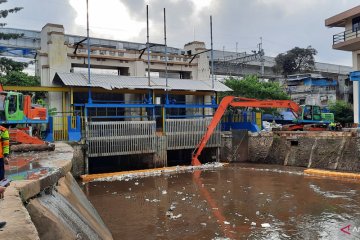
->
0 1 23 40
329 100 354 125
222 75 290 100
36 99 57 116
273 46 317 76
0 71 45 101
0 71 39 86
0 57 28 75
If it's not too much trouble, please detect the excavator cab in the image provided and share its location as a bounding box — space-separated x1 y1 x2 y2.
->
299 105 334 123
0 93 6 121
4 92 25 122
300 105 321 121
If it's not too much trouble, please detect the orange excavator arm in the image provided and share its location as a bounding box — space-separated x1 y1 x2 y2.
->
191 96 302 166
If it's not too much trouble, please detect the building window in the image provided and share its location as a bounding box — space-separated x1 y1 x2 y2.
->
352 16 360 32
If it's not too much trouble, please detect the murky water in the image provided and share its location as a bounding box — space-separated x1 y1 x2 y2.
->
82 164 360 239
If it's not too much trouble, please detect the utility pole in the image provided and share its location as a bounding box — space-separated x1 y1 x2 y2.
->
164 8 169 104
146 5 151 87
86 0 92 104
259 37 264 77
210 15 214 90
236 42 238 54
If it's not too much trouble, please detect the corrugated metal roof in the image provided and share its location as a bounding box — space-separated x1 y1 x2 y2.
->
54 73 232 92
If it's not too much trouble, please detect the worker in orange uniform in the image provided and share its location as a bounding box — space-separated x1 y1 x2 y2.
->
0 126 10 181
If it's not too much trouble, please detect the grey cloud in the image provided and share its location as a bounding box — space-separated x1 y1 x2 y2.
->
3 0 358 66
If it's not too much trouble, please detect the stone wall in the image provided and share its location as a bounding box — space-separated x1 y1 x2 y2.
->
248 131 360 171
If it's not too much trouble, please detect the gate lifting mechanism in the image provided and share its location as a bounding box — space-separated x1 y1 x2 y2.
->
191 96 335 166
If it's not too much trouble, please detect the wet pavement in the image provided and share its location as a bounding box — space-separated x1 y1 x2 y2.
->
5 153 52 180
82 164 360 239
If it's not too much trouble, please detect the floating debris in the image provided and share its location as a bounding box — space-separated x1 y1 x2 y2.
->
251 222 256 226
261 223 271 228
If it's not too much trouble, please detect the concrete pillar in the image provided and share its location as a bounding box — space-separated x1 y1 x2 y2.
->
184 41 210 81
40 24 71 113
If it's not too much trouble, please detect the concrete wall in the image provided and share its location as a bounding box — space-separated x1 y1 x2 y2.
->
0 143 113 240
248 131 360 171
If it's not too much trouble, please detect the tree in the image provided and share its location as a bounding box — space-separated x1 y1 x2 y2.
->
222 75 290 100
0 0 23 40
329 100 354 125
0 57 28 75
0 71 39 86
0 71 45 101
273 46 317 76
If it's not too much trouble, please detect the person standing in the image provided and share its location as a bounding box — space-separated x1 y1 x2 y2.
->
0 126 9 181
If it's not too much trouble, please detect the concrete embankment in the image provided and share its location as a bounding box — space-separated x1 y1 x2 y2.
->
0 143 112 240
248 131 360 171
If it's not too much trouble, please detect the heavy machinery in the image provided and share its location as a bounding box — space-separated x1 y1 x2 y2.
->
0 86 49 145
0 90 47 124
192 96 335 166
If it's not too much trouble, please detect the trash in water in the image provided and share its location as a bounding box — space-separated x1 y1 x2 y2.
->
251 222 256 226
261 223 271 228
162 190 167 195
223 221 230 225
166 211 182 219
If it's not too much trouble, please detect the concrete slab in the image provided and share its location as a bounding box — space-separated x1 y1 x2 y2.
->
0 142 74 239
0 186 39 240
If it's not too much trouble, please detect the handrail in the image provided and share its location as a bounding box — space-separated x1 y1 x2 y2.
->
333 28 359 45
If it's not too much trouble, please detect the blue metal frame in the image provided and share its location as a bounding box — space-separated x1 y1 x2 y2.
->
350 71 360 127
0 119 48 124
164 104 218 109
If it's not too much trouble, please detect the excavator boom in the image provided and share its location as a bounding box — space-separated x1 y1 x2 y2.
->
191 96 302 166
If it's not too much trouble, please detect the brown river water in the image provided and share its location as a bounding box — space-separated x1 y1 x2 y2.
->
82 164 360 240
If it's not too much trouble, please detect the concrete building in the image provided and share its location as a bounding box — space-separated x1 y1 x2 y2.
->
326 5 360 124
0 24 354 113
286 74 339 107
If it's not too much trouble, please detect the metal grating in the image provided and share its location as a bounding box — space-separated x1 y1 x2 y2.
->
165 118 221 150
86 121 156 157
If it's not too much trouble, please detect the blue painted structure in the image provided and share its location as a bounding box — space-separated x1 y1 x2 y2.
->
350 71 360 127
221 111 260 132
303 78 337 86
45 116 82 142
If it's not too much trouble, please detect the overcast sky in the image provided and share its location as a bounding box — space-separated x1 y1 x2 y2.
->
2 0 359 66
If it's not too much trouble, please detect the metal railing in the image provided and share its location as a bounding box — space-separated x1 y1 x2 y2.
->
86 120 156 157
165 118 221 150
333 28 359 45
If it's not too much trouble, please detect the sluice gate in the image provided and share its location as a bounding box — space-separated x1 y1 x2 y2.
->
166 118 221 150
84 118 222 172
86 121 156 157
